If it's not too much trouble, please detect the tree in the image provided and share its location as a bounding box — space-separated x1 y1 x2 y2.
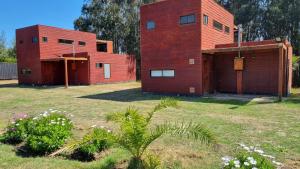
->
0 31 7 58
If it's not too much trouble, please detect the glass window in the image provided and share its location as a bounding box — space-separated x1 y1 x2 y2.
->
203 15 208 25
213 20 223 31
147 21 155 30
96 63 103 68
162 70 175 77
79 41 86 46
225 26 230 34
58 39 74 45
42 37 48 42
151 70 163 77
32 37 38 43
180 14 195 25
150 70 175 77
21 68 31 75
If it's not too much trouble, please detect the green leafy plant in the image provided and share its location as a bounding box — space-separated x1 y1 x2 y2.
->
106 97 216 169
25 112 73 155
222 143 282 169
72 128 114 161
1 118 32 144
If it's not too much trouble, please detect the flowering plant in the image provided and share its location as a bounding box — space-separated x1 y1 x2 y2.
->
222 143 283 169
1 113 31 144
25 111 73 154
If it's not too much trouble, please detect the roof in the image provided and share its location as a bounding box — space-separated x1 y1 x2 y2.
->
202 43 287 54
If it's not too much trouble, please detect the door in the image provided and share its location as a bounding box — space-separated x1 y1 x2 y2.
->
104 64 111 79
202 55 213 94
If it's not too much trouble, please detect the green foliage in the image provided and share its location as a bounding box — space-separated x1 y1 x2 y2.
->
0 56 16 63
106 97 215 169
1 118 32 144
72 128 114 161
26 113 73 155
223 151 275 169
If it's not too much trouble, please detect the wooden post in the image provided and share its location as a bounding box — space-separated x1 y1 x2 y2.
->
237 71 243 94
278 47 284 101
64 58 69 88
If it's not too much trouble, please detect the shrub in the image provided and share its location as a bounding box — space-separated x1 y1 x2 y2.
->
25 112 73 155
1 117 32 144
72 128 114 161
222 143 283 169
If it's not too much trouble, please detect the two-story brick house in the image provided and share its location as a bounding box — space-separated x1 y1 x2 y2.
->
141 0 292 97
16 25 136 87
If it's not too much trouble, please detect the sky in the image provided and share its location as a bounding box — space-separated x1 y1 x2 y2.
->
0 0 84 47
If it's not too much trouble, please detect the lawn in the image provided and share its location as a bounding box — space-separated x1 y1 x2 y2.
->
0 80 299 169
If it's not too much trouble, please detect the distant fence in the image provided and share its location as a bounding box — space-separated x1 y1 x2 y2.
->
0 63 18 80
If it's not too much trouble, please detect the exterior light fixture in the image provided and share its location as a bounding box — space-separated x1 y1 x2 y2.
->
275 37 282 43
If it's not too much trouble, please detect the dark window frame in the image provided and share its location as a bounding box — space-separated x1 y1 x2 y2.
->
180 14 196 25
213 20 223 31
225 26 230 34
21 68 32 75
32 37 38 43
96 63 103 68
147 20 155 30
42 37 48 43
58 39 74 45
78 41 86 46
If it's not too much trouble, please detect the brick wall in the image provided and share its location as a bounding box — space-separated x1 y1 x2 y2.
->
141 0 203 95
201 0 234 50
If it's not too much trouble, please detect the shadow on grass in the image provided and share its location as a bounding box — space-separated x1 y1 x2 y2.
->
0 83 84 90
79 88 252 107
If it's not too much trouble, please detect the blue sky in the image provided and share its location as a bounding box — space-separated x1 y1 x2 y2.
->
0 0 84 47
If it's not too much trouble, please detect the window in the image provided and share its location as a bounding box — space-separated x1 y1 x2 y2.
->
32 37 38 43
151 70 163 77
96 63 103 68
21 68 31 75
147 21 155 30
42 37 48 42
213 20 223 31
225 26 230 34
97 43 107 52
150 70 175 77
203 15 208 25
79 41 86 46
180 14 195 25
58 39 74 45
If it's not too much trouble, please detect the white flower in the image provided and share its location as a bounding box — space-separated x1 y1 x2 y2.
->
272 161 283 166
15 123 19 126
247 157 254 161
19 118 23 121
33 117 38 120
234 160 240 165
224 162 229 166
91 125 97 128
252 167 258 169
107 130 112 133
254 148 264 154
11 121 16 124
100 126 105 129
244 162 250 166
249 159 257 165
222 156 232 163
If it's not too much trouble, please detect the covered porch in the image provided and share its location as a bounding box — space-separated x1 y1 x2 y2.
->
202 42 292 100
41 54 89 88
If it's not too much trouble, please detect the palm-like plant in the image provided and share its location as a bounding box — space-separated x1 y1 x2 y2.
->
106 97 216 169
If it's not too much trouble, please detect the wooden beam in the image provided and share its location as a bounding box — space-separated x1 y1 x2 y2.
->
202 43 284 54
237 71 243 94
64 57 88 61
278 47 284 101
64 59 69 88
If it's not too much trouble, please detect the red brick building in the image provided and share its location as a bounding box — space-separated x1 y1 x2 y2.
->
16 25 136 87
141 0 292 97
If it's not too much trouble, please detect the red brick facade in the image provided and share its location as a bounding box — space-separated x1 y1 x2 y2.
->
141 0 292 96
16 25 136 85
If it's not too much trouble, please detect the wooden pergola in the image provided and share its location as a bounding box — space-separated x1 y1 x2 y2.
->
41 57 88 88
202 43 288 101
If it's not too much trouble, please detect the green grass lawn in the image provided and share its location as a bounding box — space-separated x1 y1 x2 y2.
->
0 80 299 169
